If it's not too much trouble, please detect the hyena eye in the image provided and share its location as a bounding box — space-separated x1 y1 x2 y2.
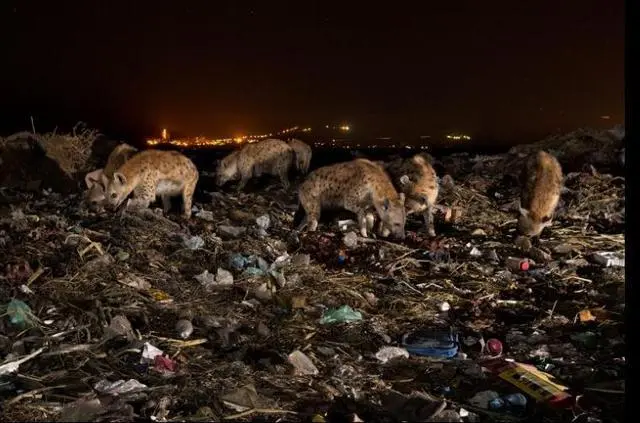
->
111 193 117 199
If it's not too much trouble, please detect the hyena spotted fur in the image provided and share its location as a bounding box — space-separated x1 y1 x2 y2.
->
293 158 407 239
105 149 199 219
216 138 295 191
84 143 139 210
517 150 563 237
287 138 313 175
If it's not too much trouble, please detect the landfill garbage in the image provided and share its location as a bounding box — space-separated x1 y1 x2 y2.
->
485 338 503 357
0 127 625 422
401 328 459 358
319 305 363 324
505 257 530 271
256 214 270 230
175 319 194 339
5 299 39 328
481 358 572 406
94 378 148 395
195 209 214 221
468 390 500 409
375 346 410 363
488 393 527 413
591 251 624 267
217 224 246 238
343 231 358 248
288 349 319 375
183 235 205 250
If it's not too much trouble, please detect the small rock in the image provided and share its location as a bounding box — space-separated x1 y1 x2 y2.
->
288 350 319 375
175 319 194 339
439 301 451 312
183 235 205 250
256 214 270 230
291 254 311 267
316 346 336 357
530 247 552 263
194 270 216 288
116 251 130 261
216 268 234 286
375 346 409 363
471 228 486 237
515 235 532 251
363 291 378 306
254 283 273 302
217 225 246 239
469 247 482 257
343 231 358 249
105 315 135 340
256 321 271 337
485 249 499 262
195 210 215 221
552 243 574 254
229 209 255 223
432 410 462 422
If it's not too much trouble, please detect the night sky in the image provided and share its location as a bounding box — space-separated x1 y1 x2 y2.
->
1 1 624 144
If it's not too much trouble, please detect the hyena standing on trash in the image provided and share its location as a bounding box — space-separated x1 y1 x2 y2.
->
84 143 139 210
517 150 564 237
105 149 199 219
216 138 296 191
293 158 407 239
287 138 313 175
373 154 440 237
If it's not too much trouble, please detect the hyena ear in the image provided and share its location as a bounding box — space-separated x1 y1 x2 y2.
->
399 192 406 203
114 172 127 186
85 169 104 189
383 198 390 210
399 175 411 185
519 207 529 217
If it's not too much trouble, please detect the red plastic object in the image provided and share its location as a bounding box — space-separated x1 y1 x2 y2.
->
520 261 530 271
486 338 503 356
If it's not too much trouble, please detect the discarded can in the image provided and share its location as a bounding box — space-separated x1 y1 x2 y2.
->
505 257 529 271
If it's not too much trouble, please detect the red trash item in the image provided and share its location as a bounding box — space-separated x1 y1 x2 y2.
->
486 338 503 356
506 257 529 271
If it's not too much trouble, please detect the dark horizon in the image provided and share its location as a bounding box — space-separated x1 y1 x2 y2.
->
1 2 624 145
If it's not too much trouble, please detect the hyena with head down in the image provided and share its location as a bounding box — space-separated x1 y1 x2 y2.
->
287 138 313 175
84 143 139 211
517 150 563 238
293 158 407 239
216 138 295 191
368 154 440 237
105 149 199 219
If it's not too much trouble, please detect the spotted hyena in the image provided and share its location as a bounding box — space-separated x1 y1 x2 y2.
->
84 143 139 210
216 138 295 191
105 149 199 219
287 138 313 175
373 154 440 237
293 158 406 239
517 150 563 237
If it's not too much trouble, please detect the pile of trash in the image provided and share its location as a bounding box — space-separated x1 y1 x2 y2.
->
0 131 625 422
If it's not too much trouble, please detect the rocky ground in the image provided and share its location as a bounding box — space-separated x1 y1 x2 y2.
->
0 128 625 422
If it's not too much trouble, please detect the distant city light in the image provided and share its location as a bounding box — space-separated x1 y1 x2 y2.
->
340 125 351 132
161 128 168 140
445 134 471 141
